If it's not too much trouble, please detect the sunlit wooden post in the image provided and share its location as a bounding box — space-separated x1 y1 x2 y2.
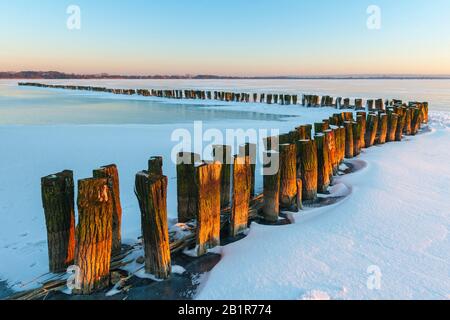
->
41 171 76 273
279 144 298 210
74 178 113 295
230 156 251 237
93 164 122 256
378 113 388 144
135 172 171 280
196 162 222 256
344 121 354 158
213 145 232 209
296 139 318 201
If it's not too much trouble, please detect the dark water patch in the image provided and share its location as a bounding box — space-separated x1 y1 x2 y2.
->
0 281 13 300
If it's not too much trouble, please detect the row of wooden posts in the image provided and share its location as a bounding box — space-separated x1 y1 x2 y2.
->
40 95 429 295
18 82 425 112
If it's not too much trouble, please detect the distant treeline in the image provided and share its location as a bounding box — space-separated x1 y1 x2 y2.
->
2 71 450 80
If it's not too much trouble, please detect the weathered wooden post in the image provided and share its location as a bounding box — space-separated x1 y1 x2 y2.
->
41 171 76 273
338 126 346 164
365 114 379 148
411 108 421 135
353 121 362 156
387 113 399 142
296 139 318 201
239 143 257 197
296 124 312 140
279 144 298 210
344 121 354 158
213 145 232 209
357 112 367 149
315 134 330 193
196 162 222 256
395 113 406 141
326 129 338 175
135 172 171 279
93 164 122 256
74 178 113 295
404 108 412 135
230 156 251 237
263 151 281 222
378 114 388 144
177 152 200 223
148 156 163 176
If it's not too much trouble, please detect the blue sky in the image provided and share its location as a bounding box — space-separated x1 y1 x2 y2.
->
0 0 449 75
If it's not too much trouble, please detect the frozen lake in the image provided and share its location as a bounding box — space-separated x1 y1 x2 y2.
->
1 79 449 299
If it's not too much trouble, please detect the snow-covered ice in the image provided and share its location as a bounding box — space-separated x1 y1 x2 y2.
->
0 80 449 299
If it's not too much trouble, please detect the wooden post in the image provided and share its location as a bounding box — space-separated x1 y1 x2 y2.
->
239 143 257 197
404 108 412 135
93 164 122 256
196 162 222 256
365 114 379 148
75 178 113 295
177 152 200 223
135 172 171 279
230 156 251 237
353 118 363 156
315 134 330 193
327 128 339 175
378 114 388 144
357 112 367 149
395 113 406 141
148 156 163 176
296 124 312 140
344 121 354 158
213 145 232 209
387 113 399 142
41 171 76 273
411 108 421 135
296 139 318 201
279 144 298 210
263 151 281 222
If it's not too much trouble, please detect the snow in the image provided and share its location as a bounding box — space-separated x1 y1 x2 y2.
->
1 80 449 300
196 118 450 300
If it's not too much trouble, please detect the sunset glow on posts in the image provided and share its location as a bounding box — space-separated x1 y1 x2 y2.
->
1 0 449 305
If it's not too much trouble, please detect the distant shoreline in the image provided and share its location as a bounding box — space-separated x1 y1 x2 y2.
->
1 71 450 80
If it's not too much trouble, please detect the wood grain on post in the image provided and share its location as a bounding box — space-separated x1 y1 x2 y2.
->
395 113 406 141
378 114 388 144
411 108 421 135
353 118 362 156
279 144 298 210
230 156 251 237
135 172 171 279
365 114 379 148
315 134 330 193
196 162 222 256
357 112 367 149
213 145 232 209
263 151 281 222
176 152 200 223
296 139 318 201
296 124 312 140
75 178 113 295
41 171 76 273
344 121 354 159
327 128 339 175
404 108 412 135
239 143 257 197
93 164 122 256
387 113 399 142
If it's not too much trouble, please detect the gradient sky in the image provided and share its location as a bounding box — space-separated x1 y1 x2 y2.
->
1 0 449 76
